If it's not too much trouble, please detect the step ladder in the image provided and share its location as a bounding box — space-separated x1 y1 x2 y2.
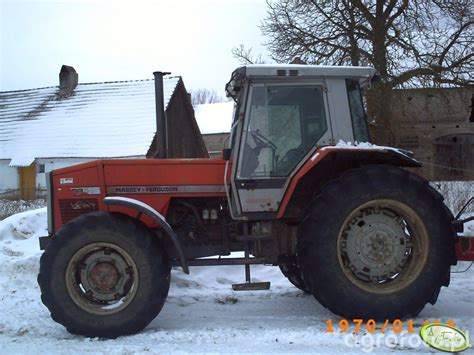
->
232 223 271 291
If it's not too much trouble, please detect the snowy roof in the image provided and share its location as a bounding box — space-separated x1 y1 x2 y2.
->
194 101 234 134
0 77 180 166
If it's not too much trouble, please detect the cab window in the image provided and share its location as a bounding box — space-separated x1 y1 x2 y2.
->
238 85 328 178
346 79 369 142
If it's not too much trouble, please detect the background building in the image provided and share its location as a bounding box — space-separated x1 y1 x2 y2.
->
0 66 208 199
387 87 474 181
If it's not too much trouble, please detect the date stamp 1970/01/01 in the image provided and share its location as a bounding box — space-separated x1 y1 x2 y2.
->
325 319 457 334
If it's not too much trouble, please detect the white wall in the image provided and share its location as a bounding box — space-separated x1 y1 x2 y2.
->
0 160 19 194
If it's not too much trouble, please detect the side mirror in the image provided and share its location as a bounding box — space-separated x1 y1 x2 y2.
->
222 148 232 161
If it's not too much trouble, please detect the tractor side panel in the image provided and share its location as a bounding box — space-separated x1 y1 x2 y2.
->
52 159 228 231
103 159 227 228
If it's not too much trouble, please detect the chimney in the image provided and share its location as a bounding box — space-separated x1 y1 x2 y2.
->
153 71 170 158
59 65 78 97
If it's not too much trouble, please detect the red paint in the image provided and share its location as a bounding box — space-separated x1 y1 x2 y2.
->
52 159 228 231
455 236 474 261
52 153 472 263
277 148 332 218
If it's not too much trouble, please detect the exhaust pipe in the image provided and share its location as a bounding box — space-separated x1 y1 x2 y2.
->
153 71 170 158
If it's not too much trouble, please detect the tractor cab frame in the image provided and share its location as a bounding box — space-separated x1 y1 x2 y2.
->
225 65 377 219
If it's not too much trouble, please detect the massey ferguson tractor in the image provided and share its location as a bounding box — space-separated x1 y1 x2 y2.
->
38 65 474 338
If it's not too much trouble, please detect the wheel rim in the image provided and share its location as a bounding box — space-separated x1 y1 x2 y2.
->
337 199 429 294
65 242 139 315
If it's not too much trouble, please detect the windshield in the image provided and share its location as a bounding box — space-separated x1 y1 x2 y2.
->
238 84 328 178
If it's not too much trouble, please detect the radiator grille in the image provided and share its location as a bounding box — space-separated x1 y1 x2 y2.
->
59 199 98 224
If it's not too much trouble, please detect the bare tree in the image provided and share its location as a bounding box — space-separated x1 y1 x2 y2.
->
231 44 267 65
190 89 224 106
260 0 473 144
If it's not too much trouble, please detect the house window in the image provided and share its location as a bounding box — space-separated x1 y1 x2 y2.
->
37 164 45 173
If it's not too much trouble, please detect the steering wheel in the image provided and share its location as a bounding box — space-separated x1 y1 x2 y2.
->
249 130 277 151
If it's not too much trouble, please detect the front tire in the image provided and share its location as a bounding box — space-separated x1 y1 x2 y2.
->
297 165 456 319
38 212 171 338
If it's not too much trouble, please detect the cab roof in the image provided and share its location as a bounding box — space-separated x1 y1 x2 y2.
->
243 64 376 79
225 64 376 99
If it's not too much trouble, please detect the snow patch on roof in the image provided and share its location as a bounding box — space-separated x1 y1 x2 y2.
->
9 157 35 167
194 101 234 134
0 77 180 162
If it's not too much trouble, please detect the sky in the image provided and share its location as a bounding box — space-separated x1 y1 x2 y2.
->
0 0 271 96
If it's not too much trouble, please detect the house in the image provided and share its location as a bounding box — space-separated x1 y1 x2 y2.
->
0 66 208 200
387 87 474 180
194 101 233 158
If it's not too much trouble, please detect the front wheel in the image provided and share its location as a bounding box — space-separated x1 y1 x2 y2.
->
38 212 171 338
297 165 456 319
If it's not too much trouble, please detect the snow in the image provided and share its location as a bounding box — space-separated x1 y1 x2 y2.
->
194 101 234 134
0 77 180 162
0 208 473 353
310 140 415 161
8 157 35 168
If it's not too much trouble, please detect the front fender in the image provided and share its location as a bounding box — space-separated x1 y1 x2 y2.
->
104 196 189 274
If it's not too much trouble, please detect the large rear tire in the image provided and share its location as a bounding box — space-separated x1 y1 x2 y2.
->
297 165 456 319
279 256 310 293
38 212 171 338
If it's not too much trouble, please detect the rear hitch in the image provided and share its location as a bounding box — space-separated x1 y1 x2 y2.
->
452 197 474 233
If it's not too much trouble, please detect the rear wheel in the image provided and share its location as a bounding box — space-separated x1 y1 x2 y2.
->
38 212 171 338
297 165 456 319
279 256 310 293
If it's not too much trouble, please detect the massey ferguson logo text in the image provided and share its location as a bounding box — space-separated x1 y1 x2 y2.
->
108 186 179 194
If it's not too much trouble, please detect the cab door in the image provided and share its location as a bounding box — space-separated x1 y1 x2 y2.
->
231 82 333 218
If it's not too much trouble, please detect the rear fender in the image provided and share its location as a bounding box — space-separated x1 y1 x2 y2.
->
277 146 421 219
104 196 189 274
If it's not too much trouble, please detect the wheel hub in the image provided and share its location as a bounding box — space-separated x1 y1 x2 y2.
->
66 243 138 314
89 262 119 291
341 207 413 284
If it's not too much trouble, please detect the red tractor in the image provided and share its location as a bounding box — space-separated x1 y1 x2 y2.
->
38 65 474 338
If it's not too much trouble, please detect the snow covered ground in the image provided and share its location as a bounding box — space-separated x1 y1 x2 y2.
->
0 208 472 353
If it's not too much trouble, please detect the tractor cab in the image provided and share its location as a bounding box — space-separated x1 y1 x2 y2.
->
224 65 376 218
